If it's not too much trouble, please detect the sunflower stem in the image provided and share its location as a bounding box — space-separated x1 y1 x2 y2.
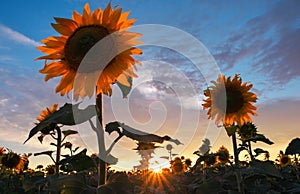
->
96 93 107 186
55 126 62 176
247 141 254 161
232 132 239 166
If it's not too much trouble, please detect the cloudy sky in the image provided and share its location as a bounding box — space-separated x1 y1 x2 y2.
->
0 0 299 170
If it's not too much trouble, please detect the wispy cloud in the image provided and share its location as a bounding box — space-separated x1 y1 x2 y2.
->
213 0 300 85
0 24 40 47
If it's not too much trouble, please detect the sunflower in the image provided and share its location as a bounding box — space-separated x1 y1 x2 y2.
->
0 147 5 155
279 154 291 167
237 122 257 140
216 145 230 165
36 103 58 142
1 151 27 173
37 3 142 100
36 103 58 123
203 74 257 126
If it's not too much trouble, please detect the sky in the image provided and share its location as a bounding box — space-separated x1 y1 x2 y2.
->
0 0 300 171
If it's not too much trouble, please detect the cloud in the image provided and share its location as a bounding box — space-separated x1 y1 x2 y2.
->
213 0 300 85
0 24 40 47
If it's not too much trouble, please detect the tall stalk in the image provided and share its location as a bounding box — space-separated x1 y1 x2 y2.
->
55 126 62 176
96 93 107 185
232 132 239 166
248 141 254 161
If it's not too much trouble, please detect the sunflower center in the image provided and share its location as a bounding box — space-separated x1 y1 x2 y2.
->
281 157 288 164
64 25 109 71
226 87 244 114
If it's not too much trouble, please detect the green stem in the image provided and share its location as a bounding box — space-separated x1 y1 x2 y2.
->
96 93 107 186
55 126 62 175
232 132 239 166
232 132 244 193
248 141 254 161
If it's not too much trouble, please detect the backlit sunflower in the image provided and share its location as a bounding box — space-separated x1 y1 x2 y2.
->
216 145 230 165
37 3 142 100
0 147 5 155
203 74 257 126
36 103 58 142
36 103 58 123
279 154 291 167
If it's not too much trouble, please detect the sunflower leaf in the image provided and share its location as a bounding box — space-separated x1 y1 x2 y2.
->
116 75 132 98
62 129 78 137
34 151 54 157
246 134 274 145
50 142 57 147
24 103 96 144
105 121 183 145
285 137 300 155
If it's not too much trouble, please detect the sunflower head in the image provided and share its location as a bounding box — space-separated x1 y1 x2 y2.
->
1 151 24 173
171 157 185 174
279 154 291 167
203 74 257 126
237 122 257 140
35 103 58 143
36 103 58 123
0 147 5 156
37 3 142 100
216 145 230 164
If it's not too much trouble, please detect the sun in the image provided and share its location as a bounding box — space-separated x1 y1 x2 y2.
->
153 168 161 173
37 3 142 100
149 158 170 173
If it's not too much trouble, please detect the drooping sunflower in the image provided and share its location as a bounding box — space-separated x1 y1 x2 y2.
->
237 122 257 140
37 3 142 100
35 103 58 142
216 145 230 165
203 74 257 126
36 103 58 123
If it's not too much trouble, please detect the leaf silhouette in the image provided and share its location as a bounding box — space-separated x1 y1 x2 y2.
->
24 103 96 144
105 121 183 145
58 148 95 172
246 134 274 145
62 129 78 137
34 151 54 157
285 137 300 155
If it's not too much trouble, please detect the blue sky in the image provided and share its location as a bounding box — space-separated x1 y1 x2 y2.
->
0 0 300 170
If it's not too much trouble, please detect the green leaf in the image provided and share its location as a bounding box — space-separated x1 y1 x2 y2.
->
62 129 78 137
34 151 54 157
59 149 95 172
116 75 132 98
285 137 300 155
253 148 268 157
73 147 80 153
38 135 45 144
24 103 96 144
225 125 237 137
246 134 274 145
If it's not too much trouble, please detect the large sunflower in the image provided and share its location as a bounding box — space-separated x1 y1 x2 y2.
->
203 74 257 126
37 3 142 100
